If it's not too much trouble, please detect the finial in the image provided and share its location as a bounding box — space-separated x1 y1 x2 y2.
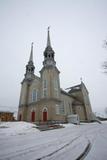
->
48 26 50 31
80 77 82 82
31 42 34 47
47 26 51 47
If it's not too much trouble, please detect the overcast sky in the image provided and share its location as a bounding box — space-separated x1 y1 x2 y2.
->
0 0 107 116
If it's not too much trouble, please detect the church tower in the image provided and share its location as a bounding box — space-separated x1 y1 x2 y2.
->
40 27 61 100
39 27 62 121
18 43 35 121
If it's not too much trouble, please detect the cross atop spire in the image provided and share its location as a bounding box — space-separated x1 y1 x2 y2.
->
29 42 33 62
47 26 51 47
80 77 82 83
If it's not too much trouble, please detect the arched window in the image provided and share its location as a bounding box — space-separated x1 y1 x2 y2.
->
32 89 37 102
43 80 47 97
56 104 60 115
43 80 47 89
59 101 65 114
54 79 59 97
42 107 48 121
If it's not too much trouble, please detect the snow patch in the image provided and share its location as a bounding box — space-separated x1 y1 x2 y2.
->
62 123 76 128
0 121 39 136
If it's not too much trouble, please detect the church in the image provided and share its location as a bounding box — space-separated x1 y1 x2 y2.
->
18 28 93 123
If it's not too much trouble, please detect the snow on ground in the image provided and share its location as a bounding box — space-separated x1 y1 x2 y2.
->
0 121 39 136
0 121 107 160
61 123 75 128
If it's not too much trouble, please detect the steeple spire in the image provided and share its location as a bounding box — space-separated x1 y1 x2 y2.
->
29 42 33 62
24 43 35 80
43 27 56 67
47 27 51 47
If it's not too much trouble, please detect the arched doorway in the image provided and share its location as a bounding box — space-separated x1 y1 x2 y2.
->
43 108 48 122
31 111 35 122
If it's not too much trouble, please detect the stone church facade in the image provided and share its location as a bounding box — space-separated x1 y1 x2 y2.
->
18 28 93 123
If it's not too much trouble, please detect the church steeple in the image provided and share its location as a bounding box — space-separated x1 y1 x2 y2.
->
25 43 35 80
47 27 51 47
43 27 56 67
29 42 33 62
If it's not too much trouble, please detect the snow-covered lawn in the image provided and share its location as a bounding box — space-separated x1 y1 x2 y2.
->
0 121 107 160
0 121 39 136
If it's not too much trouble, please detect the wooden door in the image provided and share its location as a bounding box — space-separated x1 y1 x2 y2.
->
31 111 35 122
43 111 47 121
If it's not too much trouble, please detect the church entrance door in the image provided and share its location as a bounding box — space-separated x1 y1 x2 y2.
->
31 111 35 122
43 108 47 121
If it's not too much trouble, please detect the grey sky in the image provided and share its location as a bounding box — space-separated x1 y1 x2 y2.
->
0 0 107 116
